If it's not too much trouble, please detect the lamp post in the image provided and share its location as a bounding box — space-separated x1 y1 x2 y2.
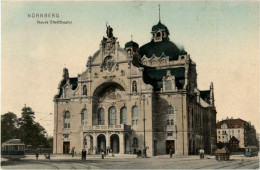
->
142 94 147 158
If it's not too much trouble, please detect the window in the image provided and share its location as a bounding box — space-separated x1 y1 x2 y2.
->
132 106 139 118
132 81 137 93
68 123 70 128
219 136 220 139
218 131 220 134
167 106 174 114
132 106 139 126
167 119 170 125
166 80 172 91
132 120 135 125
232 130 234 134
133 137 138 146
171 119 174 125
156 32 161 37
63 134 69 139
83 85 87 95
98 108 105 125
167 132 173 136
64 123 67 128
109 106 117 125
120 107 127 124
81 109 88 125
238 130 240 133
64 111 70 119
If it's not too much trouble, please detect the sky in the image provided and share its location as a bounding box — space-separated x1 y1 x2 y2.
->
1 1 259 135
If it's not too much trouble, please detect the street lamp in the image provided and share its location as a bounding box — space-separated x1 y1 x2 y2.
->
142 94 147 158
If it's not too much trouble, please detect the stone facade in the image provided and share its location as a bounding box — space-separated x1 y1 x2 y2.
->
53 21 217 156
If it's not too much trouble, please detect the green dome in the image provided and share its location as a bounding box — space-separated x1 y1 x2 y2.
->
139 39 182 60
152 21 169 34
125 41 139 48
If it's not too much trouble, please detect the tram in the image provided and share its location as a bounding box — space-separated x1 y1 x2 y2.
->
1 139 26 160
244 146 258 157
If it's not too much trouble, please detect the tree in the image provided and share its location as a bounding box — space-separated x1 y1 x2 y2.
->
18 106 48 147
1 112 19 143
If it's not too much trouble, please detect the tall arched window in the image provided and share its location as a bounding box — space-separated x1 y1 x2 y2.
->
64 111 70 119
120 107 127 124
109 106 117 125
64 111 70 128
167 106 174 114
166 80 172 91
98 108 105 125
83 85 87 95
132 106 139 125
132 81 137 93
81 109 88 125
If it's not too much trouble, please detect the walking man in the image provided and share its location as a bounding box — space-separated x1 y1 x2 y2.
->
71 148 75 158
35 149 39 160
169 149 173 158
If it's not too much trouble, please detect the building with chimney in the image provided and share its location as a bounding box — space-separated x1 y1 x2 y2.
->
53 19 217 156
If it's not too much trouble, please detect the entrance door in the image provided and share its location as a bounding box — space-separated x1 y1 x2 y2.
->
154 140 157 156
166 140 175 154
63 142 70 154
124 134 130 153
97 134 106 154
110 134 119 153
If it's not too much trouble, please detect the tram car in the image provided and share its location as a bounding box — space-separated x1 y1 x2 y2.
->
244 145 258 157
1 139 26 159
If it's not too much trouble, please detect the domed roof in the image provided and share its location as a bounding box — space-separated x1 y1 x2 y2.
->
139 39 182 60
125 41 139 48
152 21 169 34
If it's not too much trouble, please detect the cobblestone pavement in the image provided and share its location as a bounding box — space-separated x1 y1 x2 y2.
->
1 154 259 169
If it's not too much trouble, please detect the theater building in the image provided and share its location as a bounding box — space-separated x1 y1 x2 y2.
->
53 20 217 156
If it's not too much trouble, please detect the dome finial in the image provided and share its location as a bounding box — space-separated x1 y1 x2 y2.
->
131 34 133 41
159 4 161 23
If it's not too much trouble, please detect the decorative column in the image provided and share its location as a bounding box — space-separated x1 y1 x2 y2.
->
106 133 110 153
93 134 97 154
119 132 124 154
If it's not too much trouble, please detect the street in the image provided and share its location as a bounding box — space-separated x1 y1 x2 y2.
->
1 154 259 169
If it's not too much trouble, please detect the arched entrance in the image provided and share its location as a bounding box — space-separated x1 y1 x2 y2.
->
124 133 130 153
110 134 119 153
97 134 106 153
84 135 93 154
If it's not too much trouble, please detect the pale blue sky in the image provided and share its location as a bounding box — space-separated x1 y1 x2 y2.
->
2 1 259 135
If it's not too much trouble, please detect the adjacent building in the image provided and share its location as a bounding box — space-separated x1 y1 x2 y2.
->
53 19 217 156
216 118 258 149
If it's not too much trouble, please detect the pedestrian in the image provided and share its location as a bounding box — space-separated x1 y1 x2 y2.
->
81 149 84 160
169 149 173 158
35 149 39 160
101 150 105 159
71 148 75 158
198 149 204 159
83 148 86 160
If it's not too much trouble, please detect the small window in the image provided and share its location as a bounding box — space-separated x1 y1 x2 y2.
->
132 120 135 125
133 137 138 146
68 123 70 128
167 119 170 125
167 132 173 136
156 32 161 37
238 130 240 133
219 136 220 139
218 131 220 134
167 106 174 114
171 119 174 125
64 123 67 128
136 120 139 125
